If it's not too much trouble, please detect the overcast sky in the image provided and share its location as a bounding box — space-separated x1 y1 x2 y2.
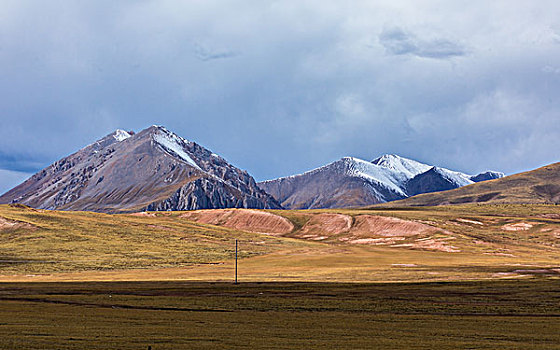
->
2 1 560 194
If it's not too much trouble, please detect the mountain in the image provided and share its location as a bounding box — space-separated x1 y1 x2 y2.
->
469 171 504 182
385 162 560 207
0 126 281 212
258 154 503 209
405 167 477 197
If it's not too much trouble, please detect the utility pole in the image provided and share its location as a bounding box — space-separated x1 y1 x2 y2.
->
235 239 238 284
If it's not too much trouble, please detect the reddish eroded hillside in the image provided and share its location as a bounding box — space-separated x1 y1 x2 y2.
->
180 209 459 252
298 213 352 236
180 209 294 235
351 215 440 237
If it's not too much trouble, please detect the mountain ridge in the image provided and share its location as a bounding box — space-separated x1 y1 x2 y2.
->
258 154 504 209
0 126 281 212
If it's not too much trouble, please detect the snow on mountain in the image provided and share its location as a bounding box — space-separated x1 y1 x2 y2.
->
372 154 482 187
469 171 505 182
342 157 408 196
484 171 505 178
371 154 432 178
152 127 201 170
1 126 281 212
263 154 475 197
432 167 475 187
259 153 504 209
113 129 131 142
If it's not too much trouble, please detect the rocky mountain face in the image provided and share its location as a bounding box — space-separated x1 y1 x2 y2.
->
0 126 281 212
469 171 504 182
258 154 503 209
405 167 472 197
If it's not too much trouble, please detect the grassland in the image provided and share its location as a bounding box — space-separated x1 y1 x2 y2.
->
0 204 313 275
1 204 559 348
0 280 559 349
0 204 559 282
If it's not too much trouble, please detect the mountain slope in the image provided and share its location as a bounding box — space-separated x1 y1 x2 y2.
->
405 167 465 197
0 126 281 212
259 157 408 209
259 154 502 209
371 154 433 178
387 162 560 206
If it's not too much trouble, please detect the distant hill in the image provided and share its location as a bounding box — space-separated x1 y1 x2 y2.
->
258 154 502 209
385 162 560 206
0 126 281 212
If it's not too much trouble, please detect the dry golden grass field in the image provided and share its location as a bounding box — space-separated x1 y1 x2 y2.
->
1 204 560 349
0 203 559 282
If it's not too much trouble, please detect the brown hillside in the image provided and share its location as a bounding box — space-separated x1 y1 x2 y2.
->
385 162 560 206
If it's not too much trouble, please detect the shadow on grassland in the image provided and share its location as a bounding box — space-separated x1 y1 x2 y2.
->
0 280 559 350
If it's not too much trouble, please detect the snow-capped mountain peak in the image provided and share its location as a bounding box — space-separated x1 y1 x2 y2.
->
259 153 504 209
371 154 432 179
484 170 505 178
469 171 505 182
1 125 281 212
340 157 407 196
486 171 505 177
113 129 131 142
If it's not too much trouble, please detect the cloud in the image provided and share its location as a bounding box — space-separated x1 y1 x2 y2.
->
1 0 560 184
0 151 47 173
193 43 238 61
404 88 560 174
378 27 466 59
543 65 560 74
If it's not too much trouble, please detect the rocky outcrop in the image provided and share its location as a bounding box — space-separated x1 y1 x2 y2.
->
146 177 279 211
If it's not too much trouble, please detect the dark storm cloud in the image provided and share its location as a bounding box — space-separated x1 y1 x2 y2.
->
1 0 560 187
0 151 46 173
379 27 466 59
